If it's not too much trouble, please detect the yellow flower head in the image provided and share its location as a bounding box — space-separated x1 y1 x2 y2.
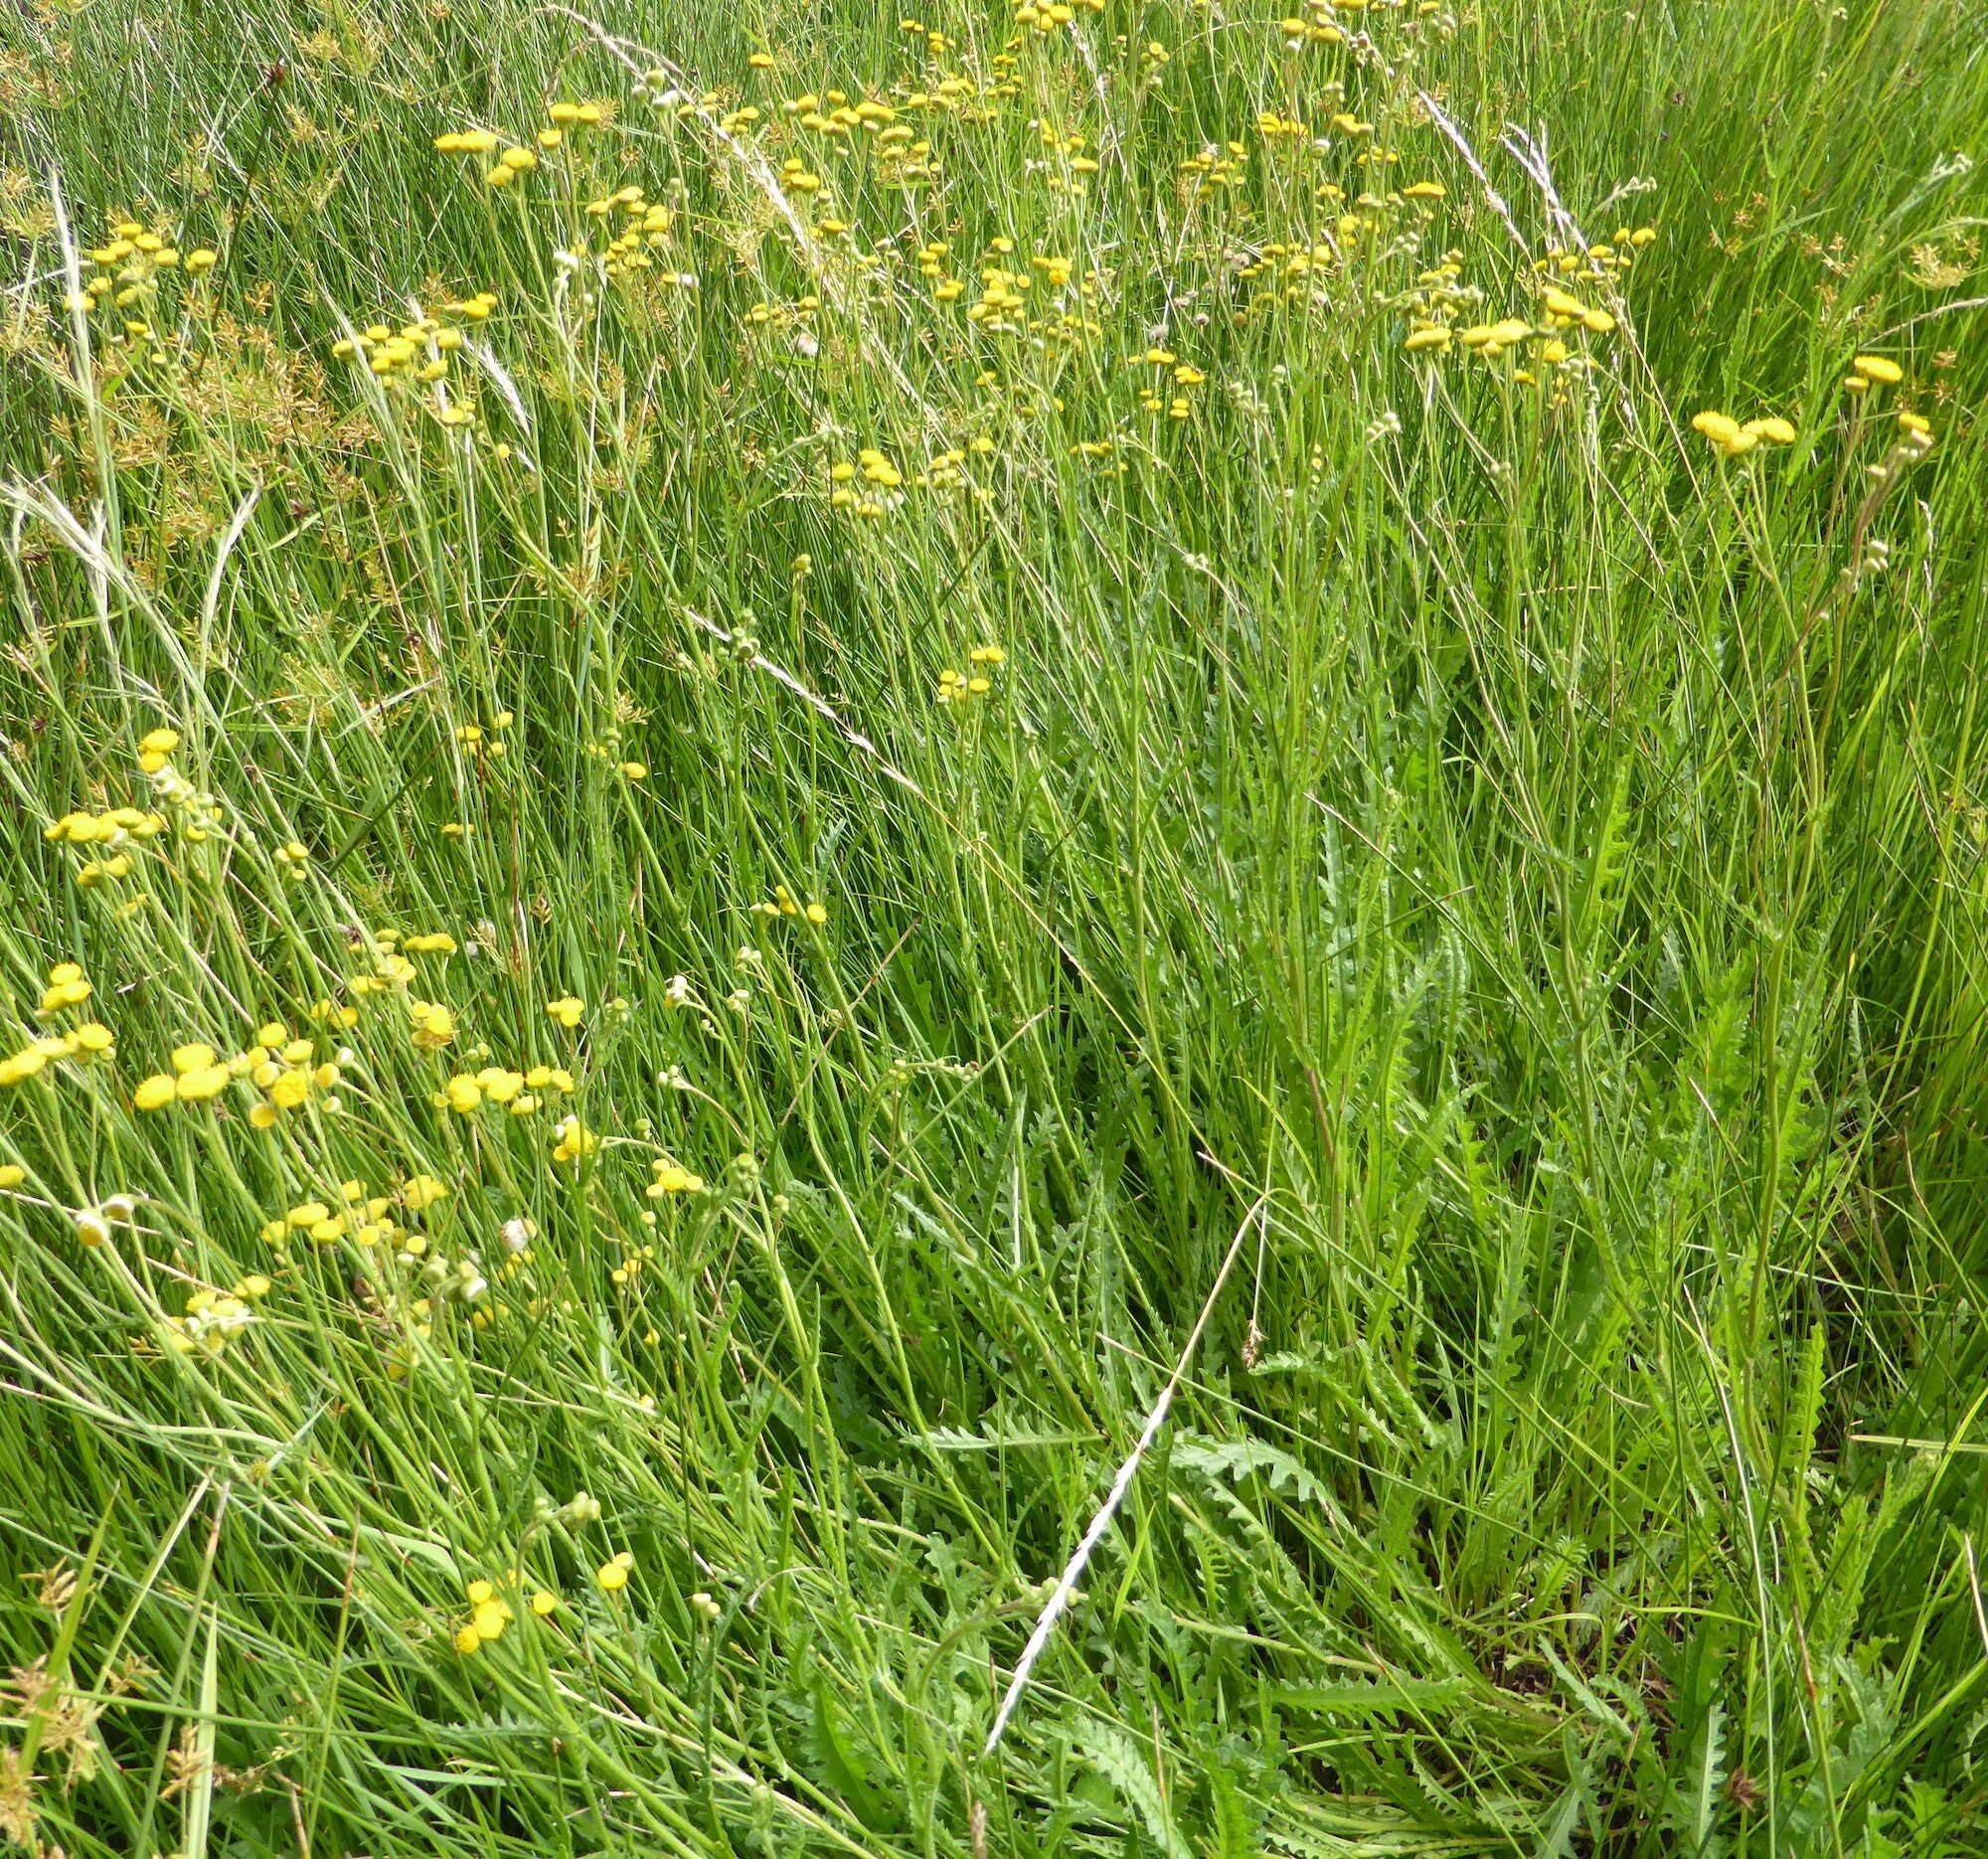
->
133 1074 178 1110
1740 417 1798 446
1851 355 1904 385
472 1599 512 1640
1690 411 1750 457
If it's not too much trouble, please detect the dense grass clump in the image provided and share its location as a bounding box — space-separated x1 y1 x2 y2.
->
1 0 1986 1851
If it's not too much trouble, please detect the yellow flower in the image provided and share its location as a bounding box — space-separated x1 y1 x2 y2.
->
0 1164 25 1189
402 1174 449 1211
472 1599 512 1639
618 761 648 780
1740 417 1798 445
133 1075 179 1110
530 1590 558 1616
454 1623 482 1655
1898 411 1931 437
1852 355 1904 385
1690 411 1745 454
595 1552 633 1592
545 997 584 1028
137 727 181 774
410 1002 456 1051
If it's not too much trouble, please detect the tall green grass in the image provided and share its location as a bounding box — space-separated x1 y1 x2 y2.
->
1 0 1986 1851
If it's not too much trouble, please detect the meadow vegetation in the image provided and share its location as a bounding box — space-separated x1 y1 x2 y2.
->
1 0 1987 1850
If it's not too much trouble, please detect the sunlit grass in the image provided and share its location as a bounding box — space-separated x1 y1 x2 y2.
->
0 0 1985 1852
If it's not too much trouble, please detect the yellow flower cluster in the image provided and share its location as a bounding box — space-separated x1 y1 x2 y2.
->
137 726 181 774
452 1575 555 1654
1535 229 1656 285
780 92 902 136
964 265 1029 329
579 188 675 278
0 966 114 1087
1278 3 1346 47
330 298 492 413
647 1159 706 1197
1127 346 1205 419
132 1027 339 1123
935 645 1008 707
45 803 167 893
409 1000 456 1051
1400 268 1624 380
1843 357 1932 446
829 448 908 515
259 1173 447 1251
1691 411 1798 458
163 1280 266 1357
69 217 216 337
1013 0 1102 33
37 961 94 1018
1847 353 1903 390
456 713 512 758
551 1117 599 1167
1181 143 1248 200
434 110 588 189
436 1064 575 1116
747 885 828 925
